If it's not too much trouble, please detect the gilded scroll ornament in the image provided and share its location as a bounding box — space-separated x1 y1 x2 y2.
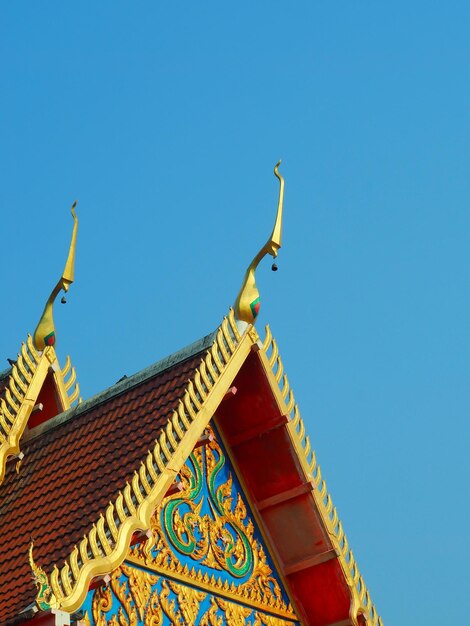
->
167 580 206 624
91 569 206 626
161 444 254 579
120 429 298 622
137 432 290 609
199 597 295 626
92 566 160 626
85 428 298 624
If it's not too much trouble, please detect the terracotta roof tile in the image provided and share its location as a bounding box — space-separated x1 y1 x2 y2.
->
0 335 212 625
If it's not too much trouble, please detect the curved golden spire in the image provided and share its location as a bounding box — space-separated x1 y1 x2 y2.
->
234 162 284 325
33 202 78 351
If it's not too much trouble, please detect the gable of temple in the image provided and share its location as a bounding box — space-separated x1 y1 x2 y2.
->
80 426 299 625
0 339 80 485
0 165 383 626
0 203 80 488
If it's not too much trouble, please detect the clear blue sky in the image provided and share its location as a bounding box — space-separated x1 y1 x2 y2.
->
2 3 470 623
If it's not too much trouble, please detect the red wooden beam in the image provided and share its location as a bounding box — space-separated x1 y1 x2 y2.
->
229 414 290 447
283 549 337 576
257 481 315 511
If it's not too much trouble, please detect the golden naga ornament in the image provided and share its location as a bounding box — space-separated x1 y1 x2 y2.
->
234 162 284 326
33 202 78 351
29 542 59 610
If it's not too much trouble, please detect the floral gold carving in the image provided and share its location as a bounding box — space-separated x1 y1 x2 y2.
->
129 431 295 618
91 566 297 625
90 430 298 625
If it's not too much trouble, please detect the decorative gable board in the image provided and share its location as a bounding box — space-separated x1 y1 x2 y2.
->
80 425 300 625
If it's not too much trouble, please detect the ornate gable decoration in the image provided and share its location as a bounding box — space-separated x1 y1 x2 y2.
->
0 338 80 484
83 426 298 625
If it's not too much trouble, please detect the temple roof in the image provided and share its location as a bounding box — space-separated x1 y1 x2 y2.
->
1 169 382 625
0 334 213 624
0 313 382 626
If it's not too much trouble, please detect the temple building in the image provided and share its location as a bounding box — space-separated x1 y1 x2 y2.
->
0 166 382 626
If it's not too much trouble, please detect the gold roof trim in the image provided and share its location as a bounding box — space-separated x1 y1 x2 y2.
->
0 336 43 483
31 310 259 614
60 355 81 406
0 338 81 485
258 325 383 626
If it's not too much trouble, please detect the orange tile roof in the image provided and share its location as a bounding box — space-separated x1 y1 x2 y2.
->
0 335 214 625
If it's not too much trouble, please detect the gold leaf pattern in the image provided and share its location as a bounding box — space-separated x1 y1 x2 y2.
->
91 565 297 626
128 429 294 618
90 428 298 625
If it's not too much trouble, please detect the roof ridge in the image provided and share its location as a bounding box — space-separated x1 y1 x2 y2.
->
23 330 217 444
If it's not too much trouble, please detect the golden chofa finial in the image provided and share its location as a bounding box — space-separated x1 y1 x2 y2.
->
234 161 284 326
33 202 78 351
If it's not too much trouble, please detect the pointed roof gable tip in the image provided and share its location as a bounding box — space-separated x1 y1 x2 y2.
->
33 203 78 352
0 202 83 487
0 337 80 484
234 161 284 328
